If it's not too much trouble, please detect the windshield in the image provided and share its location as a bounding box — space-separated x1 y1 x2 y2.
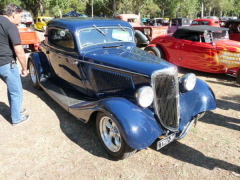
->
211 31 229 43
203 31 229 43
79 27 134 48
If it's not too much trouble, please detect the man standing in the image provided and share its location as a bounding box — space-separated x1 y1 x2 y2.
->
0 4 30 125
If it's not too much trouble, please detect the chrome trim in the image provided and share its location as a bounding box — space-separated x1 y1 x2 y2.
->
151 66 180 132
175 118 196 139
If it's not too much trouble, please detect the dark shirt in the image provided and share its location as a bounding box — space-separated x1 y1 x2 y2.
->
0 16 22 66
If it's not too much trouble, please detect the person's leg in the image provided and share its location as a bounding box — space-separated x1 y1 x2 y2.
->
1 63 23 124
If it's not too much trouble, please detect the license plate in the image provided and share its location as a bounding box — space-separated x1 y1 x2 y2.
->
22 44 29 49
157 133 176 150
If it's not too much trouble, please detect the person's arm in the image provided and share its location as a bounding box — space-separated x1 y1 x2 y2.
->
14 44 28 77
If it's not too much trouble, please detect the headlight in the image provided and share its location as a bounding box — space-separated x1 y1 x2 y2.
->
144 28 151 35
179 73 196 92
135 86 154 108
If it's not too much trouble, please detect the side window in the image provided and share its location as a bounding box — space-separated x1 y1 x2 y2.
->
202 21 209 25
38 18 41 22
191 21 198 25
49 29 75 50
179 33 200 42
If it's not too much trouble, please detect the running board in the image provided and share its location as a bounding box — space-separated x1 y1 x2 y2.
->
40 79 87 111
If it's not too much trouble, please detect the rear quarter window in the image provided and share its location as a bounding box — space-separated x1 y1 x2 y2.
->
49 29 75 50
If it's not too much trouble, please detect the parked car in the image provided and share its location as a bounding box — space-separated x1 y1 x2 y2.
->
115 14 168 47
28 18 216 160
168 18 191 33
203 16 219 20
141 18 149 25
21 10 33 27
191 18 220 27
34 16 53 31
18 26 41 51
225 19 240 42
144 25 240 83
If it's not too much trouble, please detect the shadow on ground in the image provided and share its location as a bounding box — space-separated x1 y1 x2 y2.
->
178 67 238 87
0 102 11 124
21 76 111 160
155 141 240 173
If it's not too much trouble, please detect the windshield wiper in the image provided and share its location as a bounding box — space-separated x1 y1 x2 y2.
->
103 45 123 49
118 24 126 31
93 25 106 36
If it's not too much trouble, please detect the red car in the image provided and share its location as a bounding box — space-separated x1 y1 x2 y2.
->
144 25 240 82
225 19 240 42
191 18 220 27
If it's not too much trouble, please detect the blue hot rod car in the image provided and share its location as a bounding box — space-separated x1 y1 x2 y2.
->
28 17 216 160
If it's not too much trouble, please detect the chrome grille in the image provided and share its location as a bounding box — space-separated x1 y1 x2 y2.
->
151 67 180 132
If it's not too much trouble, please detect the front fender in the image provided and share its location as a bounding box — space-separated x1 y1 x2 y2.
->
135 30 149 46
179 79 217 132
98 98 163 150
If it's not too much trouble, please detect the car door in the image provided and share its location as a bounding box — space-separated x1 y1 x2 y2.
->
166 37 184 66
180 37 215 72
47 28 88 95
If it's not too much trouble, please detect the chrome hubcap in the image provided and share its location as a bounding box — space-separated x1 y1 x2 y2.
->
29 62 37 84
99 116 121 152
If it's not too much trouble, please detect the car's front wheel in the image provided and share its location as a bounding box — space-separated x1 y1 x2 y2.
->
96 112 137 160
28 59 41 89
144 46 163 58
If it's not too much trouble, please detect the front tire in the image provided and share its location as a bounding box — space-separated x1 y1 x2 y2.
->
96 112 137 160
28 58 41 89
144 46 164 58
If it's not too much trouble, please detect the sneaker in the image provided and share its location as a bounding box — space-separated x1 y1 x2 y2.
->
20 109 27 114
12 115 30 126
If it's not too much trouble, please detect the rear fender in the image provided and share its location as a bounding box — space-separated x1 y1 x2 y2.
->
29 52 52 80
236 68 240 85
179 79 216 132
97 97 163 150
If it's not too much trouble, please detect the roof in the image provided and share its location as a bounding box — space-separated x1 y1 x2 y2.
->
176 25 228 33
225 19 240 28
192 18 219 22
47 17 133 32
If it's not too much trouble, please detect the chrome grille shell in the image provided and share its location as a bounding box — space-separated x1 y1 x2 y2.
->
151 66 180 132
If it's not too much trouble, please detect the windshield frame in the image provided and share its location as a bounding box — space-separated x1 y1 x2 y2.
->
203 30 229 45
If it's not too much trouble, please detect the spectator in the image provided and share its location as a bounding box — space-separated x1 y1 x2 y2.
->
0 3 30 125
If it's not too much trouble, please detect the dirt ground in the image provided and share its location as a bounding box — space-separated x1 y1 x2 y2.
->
0 42 240 179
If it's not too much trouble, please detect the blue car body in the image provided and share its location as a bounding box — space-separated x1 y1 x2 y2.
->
29 17 216 153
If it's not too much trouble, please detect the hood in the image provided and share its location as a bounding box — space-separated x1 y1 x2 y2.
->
216 40 240 53
82 46 175 76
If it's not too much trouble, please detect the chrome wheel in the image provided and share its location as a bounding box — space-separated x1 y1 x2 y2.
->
28 59 41 89
99 116 121 152
29 61 37 84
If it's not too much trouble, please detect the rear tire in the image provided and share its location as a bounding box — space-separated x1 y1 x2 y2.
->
28 58 41 89
236 69 240 85
144 46 164 59
96 112 137 160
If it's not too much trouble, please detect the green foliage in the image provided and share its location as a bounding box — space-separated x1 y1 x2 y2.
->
3 0 238 19
0 0 21 11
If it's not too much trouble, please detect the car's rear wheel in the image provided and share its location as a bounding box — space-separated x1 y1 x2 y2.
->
29 59 41 89
96 112 137 160
144 46 163 58
236 68 240 85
